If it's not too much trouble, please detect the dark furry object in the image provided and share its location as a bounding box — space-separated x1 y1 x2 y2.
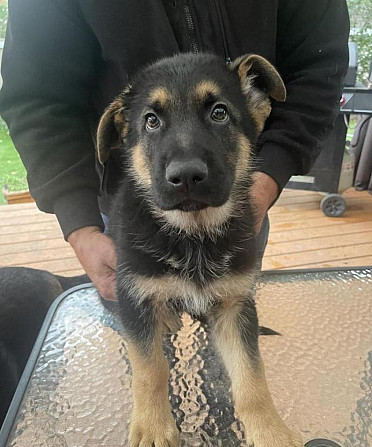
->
0 267 88 427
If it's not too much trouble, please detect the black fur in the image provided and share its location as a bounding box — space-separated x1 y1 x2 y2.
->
0 267 89 427
104 53 265 346
237 297 260 363
118 294 156 354
111 176 258 284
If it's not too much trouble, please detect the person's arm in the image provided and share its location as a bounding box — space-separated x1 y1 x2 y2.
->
256 0 350 191
0 0 104 239
0 1 118 300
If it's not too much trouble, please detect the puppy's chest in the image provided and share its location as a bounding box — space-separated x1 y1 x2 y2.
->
123 223 258 316
138 236 234 285
124 233 257 316
172 246 234 285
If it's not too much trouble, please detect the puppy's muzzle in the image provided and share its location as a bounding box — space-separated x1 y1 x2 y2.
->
165 159 209 210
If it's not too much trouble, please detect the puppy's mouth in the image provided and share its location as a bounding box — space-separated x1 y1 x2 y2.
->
174 200 208 212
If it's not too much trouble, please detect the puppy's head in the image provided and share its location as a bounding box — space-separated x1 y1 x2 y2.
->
97 53 285 233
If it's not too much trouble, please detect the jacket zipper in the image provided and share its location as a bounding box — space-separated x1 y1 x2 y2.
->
213 0 231 65
184 1 199 54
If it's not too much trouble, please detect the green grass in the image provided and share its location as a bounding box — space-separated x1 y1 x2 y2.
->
0 127 28 205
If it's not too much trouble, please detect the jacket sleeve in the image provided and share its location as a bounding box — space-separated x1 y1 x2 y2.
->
256 0 350 190
0 0 104 239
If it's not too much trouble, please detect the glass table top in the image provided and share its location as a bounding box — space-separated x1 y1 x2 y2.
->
0 268 371 447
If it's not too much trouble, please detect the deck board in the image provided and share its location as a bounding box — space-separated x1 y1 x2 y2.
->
268 220 372 243
0 188 371 276
265 231 372 256
0 229 64 245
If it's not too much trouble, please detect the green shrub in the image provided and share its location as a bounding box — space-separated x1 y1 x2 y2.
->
347 0 372 83
0 4 7 39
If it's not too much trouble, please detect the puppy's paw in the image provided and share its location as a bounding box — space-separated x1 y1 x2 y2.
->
129 411 180 447
245 423 303 447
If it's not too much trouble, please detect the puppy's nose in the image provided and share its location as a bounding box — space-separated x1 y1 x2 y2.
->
166 160 208 190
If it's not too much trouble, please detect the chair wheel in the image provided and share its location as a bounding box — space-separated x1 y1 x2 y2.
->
305 440 342 447
320 194 347 217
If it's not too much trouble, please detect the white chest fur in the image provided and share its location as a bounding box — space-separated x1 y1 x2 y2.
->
120 271 257 316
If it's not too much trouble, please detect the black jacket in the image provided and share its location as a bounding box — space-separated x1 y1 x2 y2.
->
0 0 349 238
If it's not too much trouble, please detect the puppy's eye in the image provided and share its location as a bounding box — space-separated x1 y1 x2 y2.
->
211 105 228 122
145 113 160 130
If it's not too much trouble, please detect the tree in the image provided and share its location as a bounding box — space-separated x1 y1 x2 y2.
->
347 0 372 84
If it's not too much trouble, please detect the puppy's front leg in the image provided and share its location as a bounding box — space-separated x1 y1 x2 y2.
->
211 298 303 447
119 294 179 447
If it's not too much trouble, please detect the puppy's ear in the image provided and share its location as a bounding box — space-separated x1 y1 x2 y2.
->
231 54 286 132
96 88 131 164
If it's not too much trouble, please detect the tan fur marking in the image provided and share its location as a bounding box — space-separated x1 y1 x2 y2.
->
121 271 257 316
240 76 273 134
212 305 303 447
230 54 286 134
234 54 286 102
235 133 252 182
157 200 233 236
97 99 125 164
194 80 221 102
247 96 272 133
97 89 132 164
114 111 129 141
130 143 152 187
148 87 172 109
128 331 179 446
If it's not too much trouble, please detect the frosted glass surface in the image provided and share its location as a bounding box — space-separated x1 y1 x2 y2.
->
3 269 372 447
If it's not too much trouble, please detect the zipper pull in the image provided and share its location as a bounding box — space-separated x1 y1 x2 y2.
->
225 57 232 66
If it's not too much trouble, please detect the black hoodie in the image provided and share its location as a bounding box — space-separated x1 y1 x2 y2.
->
0 0 349 238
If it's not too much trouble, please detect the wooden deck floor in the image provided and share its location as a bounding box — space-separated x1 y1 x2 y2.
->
0 188 371 276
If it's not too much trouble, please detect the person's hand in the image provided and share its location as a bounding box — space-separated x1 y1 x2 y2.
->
250 172 279 234
68 226 117 301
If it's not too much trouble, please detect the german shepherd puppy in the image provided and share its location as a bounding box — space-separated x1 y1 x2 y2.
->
97 53 303 447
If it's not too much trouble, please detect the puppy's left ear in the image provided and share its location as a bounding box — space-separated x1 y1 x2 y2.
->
96 89 131 164
231 54 286 131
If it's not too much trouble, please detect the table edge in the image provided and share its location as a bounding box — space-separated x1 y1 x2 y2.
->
0 283 94 447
